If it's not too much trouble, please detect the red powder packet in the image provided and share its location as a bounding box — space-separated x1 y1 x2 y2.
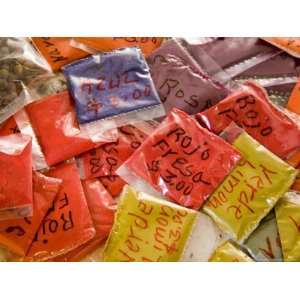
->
25 160 96 261
0 117 19 137
197 81 300 161
0 134 33 220
15 91 116 168
117 108 241 210
78 125 148 180
31 37 89 72
54 178 117 261
99 175 126 197
0 172 62 256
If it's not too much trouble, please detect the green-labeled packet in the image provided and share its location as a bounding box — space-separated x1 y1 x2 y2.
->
203 123 298 243
103 185 197 262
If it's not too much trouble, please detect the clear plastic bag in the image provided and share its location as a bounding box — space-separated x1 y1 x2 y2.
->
117 108 241 210
15 91 117 169
77 125 148 180
0 171 62 256
147 38 229 115
203 123 298 243
197 81 300 162
63 47 165 142
25 160 96 261
31 37 88 72
0 133 33 221
0 37 51 123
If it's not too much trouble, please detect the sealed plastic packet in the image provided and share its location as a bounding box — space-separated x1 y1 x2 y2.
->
0 134 33 220
103 185 197 262
0 116 19 137
245 212 282 261
146 38 229 115
180 212 227 262
263 38 300 58
63 47 165 142
0 37 51 123
203 123 298 243
31 37 88 72
179 38 299 107
209 241 253 262
71 37 164 57
15 91 117 169
25 160 96 261
54 178 117 261
117 108 241 210
197 81 300 162
78 125 148 180
0 172 62 256
275 191 300 262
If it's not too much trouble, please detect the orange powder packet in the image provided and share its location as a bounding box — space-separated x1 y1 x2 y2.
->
54 178 117 261
26 160 96 261
287 80 300 115
0 172 62 256
72 37 164 57
263 38 300 58
31 37 88 72
0 117 19 137
99 175 126 197
0 134 33 220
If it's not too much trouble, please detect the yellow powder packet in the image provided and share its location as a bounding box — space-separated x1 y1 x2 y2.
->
209 241 253 262
203 124 298 243
275 191 300 262
103 185 197 262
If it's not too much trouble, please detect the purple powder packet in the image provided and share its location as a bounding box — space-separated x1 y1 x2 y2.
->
63 47 165 129
147 39 229 115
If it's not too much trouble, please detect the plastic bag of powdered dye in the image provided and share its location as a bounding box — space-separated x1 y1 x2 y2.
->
71 37 164 57
0 37 51 124
263 38 300 59
117 108 241 210
63 47 165 142
103 185 197 262
203 123 297 243
275 191 300 262
245 212 283 262
146 38 229 115
0 134 33 221
0 172 62 256
31 37 89 72
15 91 117 170
25 160 96 261
197 81 300 163
77 125 148 180
53 178 117 261
209 241 253 262
99 175 126 198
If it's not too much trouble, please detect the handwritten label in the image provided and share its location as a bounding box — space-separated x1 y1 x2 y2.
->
197 83 300 159
124 108 241 210
26 161 95 261
204 131 297 242
64 47 162 124
80 125 147 179
275 191 300 262
103 186 197 262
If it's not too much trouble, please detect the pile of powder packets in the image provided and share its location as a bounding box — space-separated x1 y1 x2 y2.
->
1 37 300 262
